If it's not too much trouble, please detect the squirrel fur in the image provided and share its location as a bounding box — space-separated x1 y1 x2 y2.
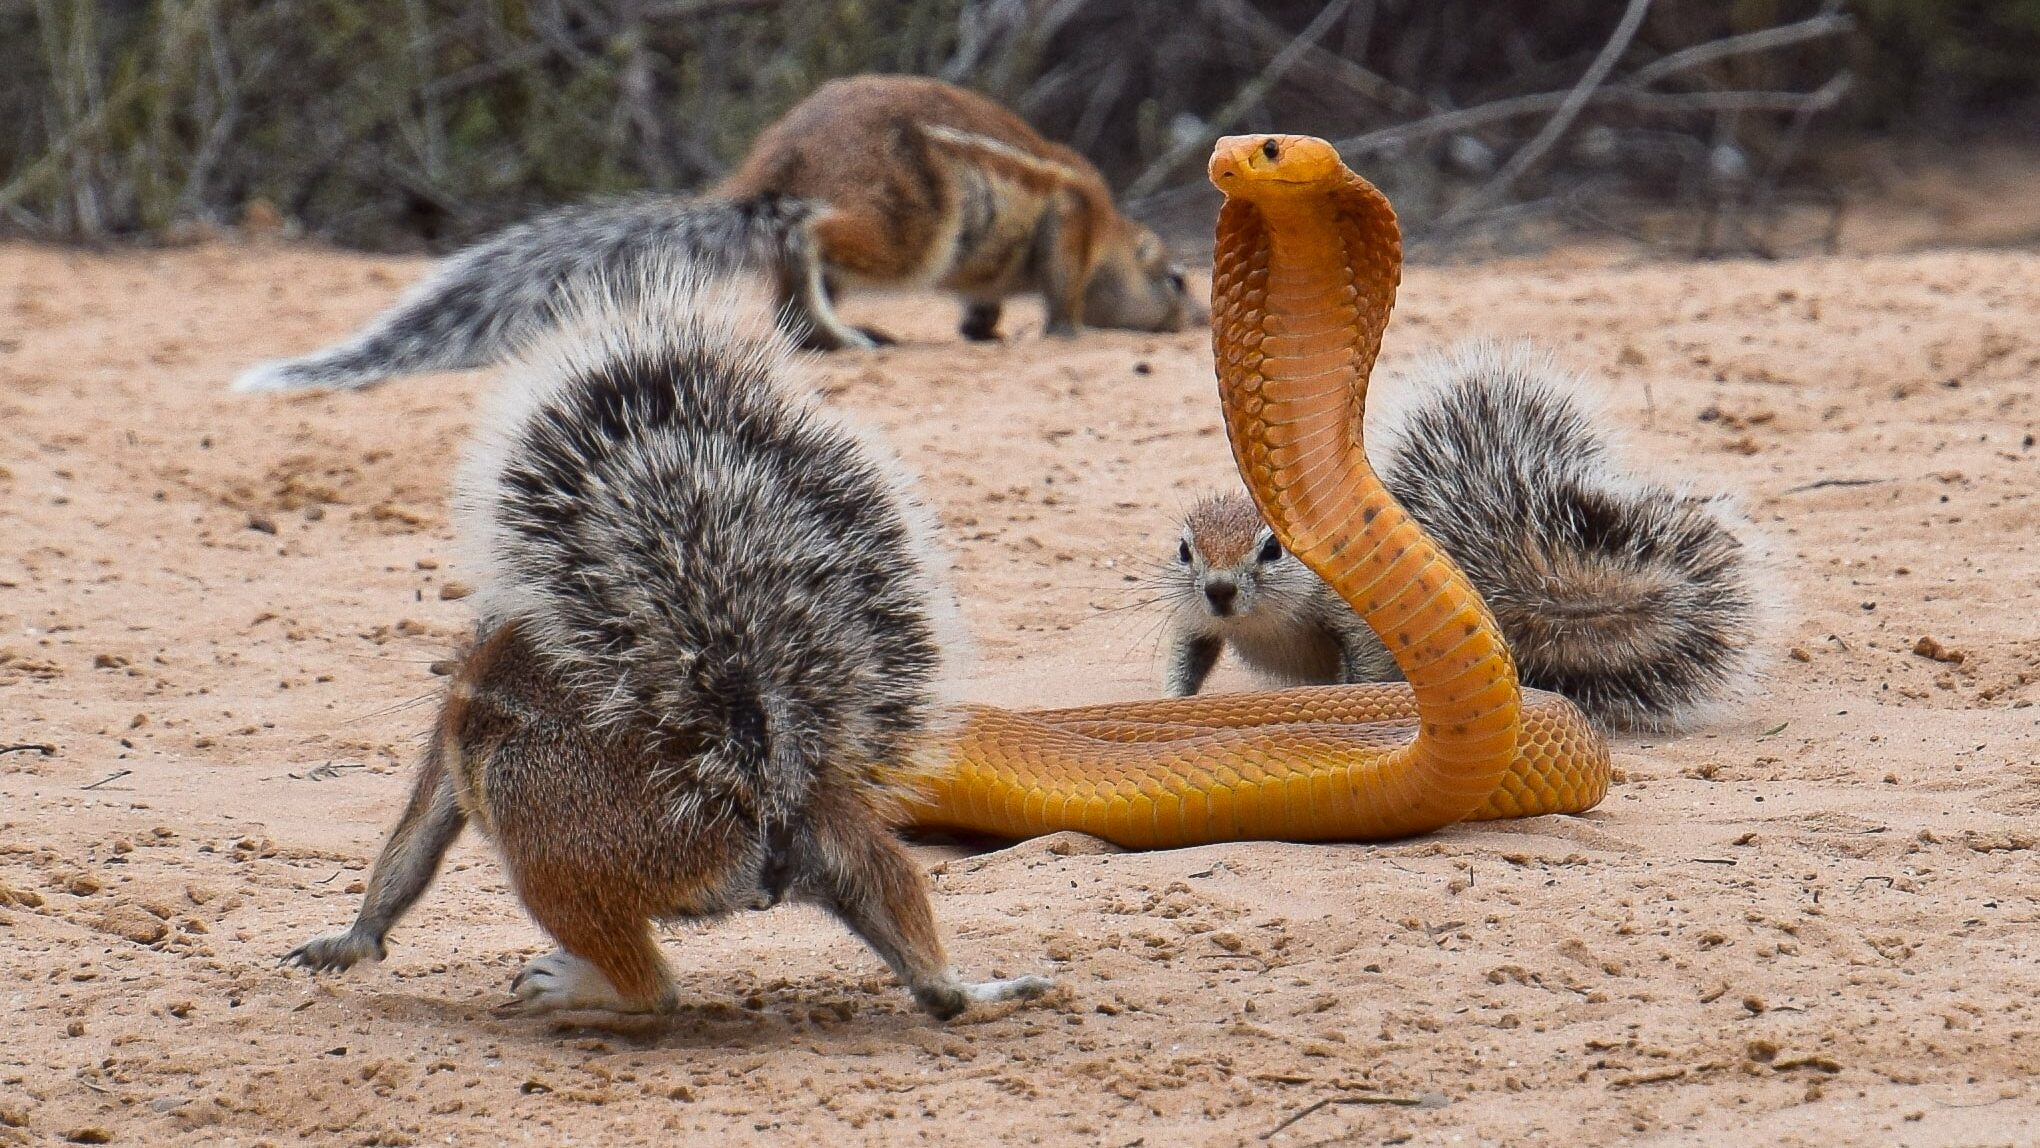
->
716 73 1199 343
231 195 842 392
283 263 1049 1019
235 76 1195 393
1162 340 1772 732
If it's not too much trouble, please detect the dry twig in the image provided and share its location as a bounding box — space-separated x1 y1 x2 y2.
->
1260 1093 1442 1140
1124 0 1355 200
1441 0 1656 227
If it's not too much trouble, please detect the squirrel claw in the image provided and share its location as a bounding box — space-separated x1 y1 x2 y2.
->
281 930 384 973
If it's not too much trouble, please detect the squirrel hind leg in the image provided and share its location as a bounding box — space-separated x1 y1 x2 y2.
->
508 882 678 1015
792 782 1051 1020
489 770 697 1015
508 947 668 1016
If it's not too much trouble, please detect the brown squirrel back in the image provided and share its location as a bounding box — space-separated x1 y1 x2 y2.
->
718 74 1199 342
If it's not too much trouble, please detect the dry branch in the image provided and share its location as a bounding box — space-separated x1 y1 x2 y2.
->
1440 0 1656 226
1205 0 1432 119
1124 0 1355 200
1626 5 1853 88
0 0 1868 251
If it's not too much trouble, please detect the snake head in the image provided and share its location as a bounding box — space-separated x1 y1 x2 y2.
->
1208 134 1346 199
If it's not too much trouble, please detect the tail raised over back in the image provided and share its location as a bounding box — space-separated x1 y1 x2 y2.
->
1162 340 1770 732
455 264 948 792
1373 340 1771 731
232 196 833 393
286 261 1049 1019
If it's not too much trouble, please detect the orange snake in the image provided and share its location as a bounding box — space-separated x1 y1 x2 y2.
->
905 135 1610 848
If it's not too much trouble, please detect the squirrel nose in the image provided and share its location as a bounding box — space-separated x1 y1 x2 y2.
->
1204 579 1238 615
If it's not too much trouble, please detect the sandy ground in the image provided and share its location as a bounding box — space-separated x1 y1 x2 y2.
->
2 236 2038 1147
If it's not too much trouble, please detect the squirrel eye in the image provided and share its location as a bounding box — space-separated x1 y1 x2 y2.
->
1177 539 1192 564
1257 535 1282 563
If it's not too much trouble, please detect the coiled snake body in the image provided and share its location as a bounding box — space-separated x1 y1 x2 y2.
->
908 136 1611 848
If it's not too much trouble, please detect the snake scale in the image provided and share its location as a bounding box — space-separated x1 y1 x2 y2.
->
903 135 1611 849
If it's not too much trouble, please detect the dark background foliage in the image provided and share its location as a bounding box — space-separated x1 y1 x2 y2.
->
2 0 2034 250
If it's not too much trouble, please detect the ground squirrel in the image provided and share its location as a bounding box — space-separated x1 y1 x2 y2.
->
234 76 1196 392
716 73 1200 345
283 263 1050 1019
1161 340 1770 731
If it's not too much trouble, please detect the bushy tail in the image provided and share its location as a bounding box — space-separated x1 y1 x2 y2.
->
232 195 820 393
1372 340 1772 732
453 257 950 818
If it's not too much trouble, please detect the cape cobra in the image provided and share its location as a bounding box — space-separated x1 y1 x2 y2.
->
905 134 1611 848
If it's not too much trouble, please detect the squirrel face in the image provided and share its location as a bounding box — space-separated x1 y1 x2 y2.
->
1083 223 1205 333
1168 491 1321 628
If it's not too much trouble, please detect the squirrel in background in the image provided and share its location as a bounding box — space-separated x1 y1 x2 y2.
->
283 262 1051 1019
234 75 1197 393
714 73 1198 346
1160 341 1773 732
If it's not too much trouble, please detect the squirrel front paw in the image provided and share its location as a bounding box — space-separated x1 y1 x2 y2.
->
281 929 385 973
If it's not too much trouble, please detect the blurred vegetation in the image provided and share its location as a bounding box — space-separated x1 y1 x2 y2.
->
1852 0 2040 120
1 0 2034 250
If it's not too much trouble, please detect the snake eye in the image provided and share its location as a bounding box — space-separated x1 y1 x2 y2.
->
1177 539 1192 564
1261 138 1280 162
1257 535 1282 563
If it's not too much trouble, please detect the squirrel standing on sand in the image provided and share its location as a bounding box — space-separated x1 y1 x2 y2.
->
715 73 1199 346
283 263 1050 1019
234 75 1195 393
1162 341 1770 732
